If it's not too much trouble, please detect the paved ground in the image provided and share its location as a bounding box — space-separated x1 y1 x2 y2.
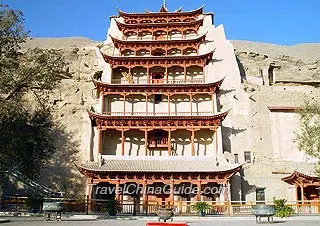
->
1 216 320 226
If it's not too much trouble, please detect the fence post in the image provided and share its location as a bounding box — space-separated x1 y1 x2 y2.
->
179 200 182 216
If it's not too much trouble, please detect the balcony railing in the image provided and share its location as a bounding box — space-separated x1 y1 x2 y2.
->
102 111 214 116
111 78 204 85
148 137 169 148
124 33 202 41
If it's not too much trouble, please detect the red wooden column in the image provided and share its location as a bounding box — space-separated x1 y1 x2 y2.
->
123 94 126 115
101 93 105 114
202 64 205 82
121 129 125 156
165 64 168 83
115 179 120 201
170 177 174 204
295 184 299 204
145 93 149 115
196 178 201 201
142 178 148 214
168 129 172 156
184 64 187 81
145 129 148 155
147 64 150 84
215 128 219 161
191 128 195 156
167 94 171 115
97 129 103 155
189 93 193 115
212 93 217 113
301 185 305 204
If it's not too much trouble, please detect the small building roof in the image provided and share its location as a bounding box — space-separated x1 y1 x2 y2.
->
282 170 319 185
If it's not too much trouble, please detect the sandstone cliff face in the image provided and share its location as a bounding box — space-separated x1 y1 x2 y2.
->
22 38 320 196
232 40 320 84
22 38 101 195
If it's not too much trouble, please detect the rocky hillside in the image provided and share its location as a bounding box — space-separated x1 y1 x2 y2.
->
232 40 320 83
21 37 320 195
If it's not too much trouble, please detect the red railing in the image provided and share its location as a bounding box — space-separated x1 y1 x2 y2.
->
148 137 168 147
102 112 214 116
111 78 204 85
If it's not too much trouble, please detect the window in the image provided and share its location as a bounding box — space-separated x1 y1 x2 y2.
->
154 94 162 104
234 154 239 164
244 151 251 163
256 188 266 204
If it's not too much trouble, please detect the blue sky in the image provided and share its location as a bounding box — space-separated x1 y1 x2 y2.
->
4 0 320 45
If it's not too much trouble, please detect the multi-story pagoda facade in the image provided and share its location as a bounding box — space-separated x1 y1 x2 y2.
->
78 3 241 213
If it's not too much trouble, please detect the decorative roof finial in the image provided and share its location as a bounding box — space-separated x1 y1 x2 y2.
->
163 0 167 8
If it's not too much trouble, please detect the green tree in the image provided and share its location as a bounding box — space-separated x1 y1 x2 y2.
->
0 5 67 180
296 100 320 174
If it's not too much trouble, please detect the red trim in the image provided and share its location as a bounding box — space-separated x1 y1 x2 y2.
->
110 33 207 46
115 18 203 30
93 78 224 94
101 51 214 67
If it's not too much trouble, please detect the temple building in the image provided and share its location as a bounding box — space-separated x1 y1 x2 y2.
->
77 3 242 213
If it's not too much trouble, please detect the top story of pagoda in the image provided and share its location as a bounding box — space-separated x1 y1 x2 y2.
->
114 4 209 25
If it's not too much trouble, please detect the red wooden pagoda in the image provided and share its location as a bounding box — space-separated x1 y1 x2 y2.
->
78 2 241 215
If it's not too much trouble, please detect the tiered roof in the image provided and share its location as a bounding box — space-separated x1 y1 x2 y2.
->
117 5 204 18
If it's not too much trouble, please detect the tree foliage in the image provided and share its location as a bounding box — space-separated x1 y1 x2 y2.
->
0 5 67 179
296 101 320 173
0 100 55 178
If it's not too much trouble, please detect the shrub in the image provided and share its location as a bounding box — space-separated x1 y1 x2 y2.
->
192 201 211 215
274 199 294 218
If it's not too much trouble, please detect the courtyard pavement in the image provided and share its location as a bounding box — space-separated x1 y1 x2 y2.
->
1 216 320 226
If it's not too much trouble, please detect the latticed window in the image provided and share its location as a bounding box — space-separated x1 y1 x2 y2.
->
244 151 251 163
256 188 266 204
234 154 239 164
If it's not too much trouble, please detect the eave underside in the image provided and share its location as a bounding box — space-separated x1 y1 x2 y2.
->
88 111 229 129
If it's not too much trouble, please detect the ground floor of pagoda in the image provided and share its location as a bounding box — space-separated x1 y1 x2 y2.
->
78 158 241 215
86 180 232 215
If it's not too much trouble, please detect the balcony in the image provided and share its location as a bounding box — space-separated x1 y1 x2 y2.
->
102 111 214 116
111 78 205 85
148 137 169 148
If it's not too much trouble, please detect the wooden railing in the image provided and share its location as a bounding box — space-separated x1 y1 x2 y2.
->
102 112 214 116
111 78 205 85
124 33 202 41
1 197 320 216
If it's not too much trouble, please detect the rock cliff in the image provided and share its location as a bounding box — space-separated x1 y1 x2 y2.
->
21 37 320 196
